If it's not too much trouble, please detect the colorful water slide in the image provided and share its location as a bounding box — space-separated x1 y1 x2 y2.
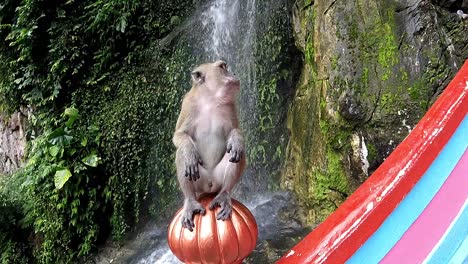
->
277 60 468 264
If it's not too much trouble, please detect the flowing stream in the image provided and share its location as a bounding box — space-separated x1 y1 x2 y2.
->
95 0 308 263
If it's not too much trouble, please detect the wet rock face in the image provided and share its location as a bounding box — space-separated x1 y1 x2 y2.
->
283 0 468 223
338 90 367 122
0 107 29 175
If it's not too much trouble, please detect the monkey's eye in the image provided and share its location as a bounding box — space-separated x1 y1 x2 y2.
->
191 71 204 84
219 63 227 70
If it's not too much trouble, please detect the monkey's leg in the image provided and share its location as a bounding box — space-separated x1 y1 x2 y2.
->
209 153 246 220
176 152 206 232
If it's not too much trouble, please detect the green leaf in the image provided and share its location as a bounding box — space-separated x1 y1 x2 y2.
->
82 154 100 167
54 168 72 189
81 137 88 147
64 107 79 127
69 148 77 156
64 107 79 117
117 17 127 33
48 128 74 146
49 146 60 157
49 127 65 141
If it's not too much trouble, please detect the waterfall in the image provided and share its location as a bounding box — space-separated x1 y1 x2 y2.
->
135 1 259 263
199 0 264 198
201 0 241 61
118 0 305 263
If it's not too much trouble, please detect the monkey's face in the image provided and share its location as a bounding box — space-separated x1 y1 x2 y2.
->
191 61 240 103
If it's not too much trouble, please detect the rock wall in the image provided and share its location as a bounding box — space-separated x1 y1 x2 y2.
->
0 108 29 175
282 0 468 224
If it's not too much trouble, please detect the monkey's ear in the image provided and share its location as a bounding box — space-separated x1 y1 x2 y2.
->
191 71 205 84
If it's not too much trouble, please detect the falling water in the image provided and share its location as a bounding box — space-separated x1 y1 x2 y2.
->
201 0 241 61
103 0 307 263
198 0 266 199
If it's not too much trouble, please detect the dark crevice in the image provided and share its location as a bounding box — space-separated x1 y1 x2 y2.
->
397 32 406 50
328 187 348 199
324 0 338 15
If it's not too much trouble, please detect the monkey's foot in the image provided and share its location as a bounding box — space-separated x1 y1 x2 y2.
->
181 201 206 232
209 193 232 221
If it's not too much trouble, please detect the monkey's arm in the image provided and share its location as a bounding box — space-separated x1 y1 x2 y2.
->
173 99 202 181
172 125 195 150
173 95 195 148
226 128 244 163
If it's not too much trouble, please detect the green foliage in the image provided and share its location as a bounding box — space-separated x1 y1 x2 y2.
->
0 0 193 112
89 45 195 240
18 108 102 262
0 187 32 264
0 0 194 262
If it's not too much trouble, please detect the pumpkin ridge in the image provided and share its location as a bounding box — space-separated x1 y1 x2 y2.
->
230 207 241 262
178 213 186 262
215 207 224 264
196 210 202 263
167 212 175 252
232 201 255 252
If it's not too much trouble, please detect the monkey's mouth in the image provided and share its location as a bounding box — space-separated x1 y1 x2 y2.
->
226 78 240 90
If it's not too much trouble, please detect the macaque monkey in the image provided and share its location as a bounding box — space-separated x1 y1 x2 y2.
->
173 60 246 232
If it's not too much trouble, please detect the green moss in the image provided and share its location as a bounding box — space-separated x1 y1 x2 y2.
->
303 3 316 66
330 129 351 150
344 1 399 91
366 142 377 163
400 68 409 81
361 67 369 87
284 0 356 224
331 55 339 71
325 149 349 193
377 23 398 68
319 119 329 134
307 148 349 221
380 92 398 112
305 34 315 65
287 85 322 169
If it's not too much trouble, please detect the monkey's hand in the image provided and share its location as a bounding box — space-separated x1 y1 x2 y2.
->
226 137 244 163
181 144 203 181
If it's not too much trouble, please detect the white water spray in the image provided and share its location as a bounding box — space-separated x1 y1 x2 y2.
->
201 0 240 60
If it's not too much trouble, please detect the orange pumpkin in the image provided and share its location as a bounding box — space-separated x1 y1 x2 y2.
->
168 194 258 264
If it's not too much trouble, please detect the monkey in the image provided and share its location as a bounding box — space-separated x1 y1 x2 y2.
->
173 60 246 232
